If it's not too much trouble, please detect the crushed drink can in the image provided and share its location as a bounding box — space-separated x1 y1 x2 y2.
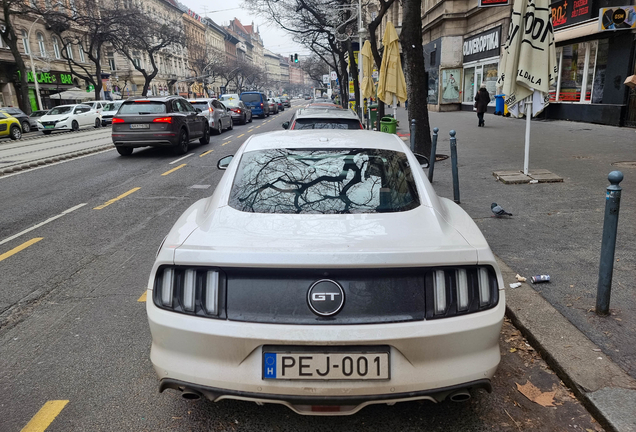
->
531 275 551 284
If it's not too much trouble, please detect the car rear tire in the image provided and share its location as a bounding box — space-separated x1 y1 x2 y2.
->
228 119 233 130
248 114 253 123
116 146 133 156
94 118 100 128
71 120 79 131
217 122 222 135
174 129 189 155
199 126 210 144
43 130 52 135
241 115 246 125
21 121 31 133
9 125 22 140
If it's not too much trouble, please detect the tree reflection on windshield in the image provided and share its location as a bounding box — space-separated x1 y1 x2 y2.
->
229 148 420 214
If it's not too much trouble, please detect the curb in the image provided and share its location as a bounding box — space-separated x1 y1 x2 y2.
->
0 126 109 145
0 144 115 176
496 256 636 432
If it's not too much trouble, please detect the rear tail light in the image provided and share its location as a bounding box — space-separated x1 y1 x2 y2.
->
260 103 263 107
153 266 224 318
359 123 364 129
153 117 172 123
112 118 124 124
425 266 498 319
209 107 214 112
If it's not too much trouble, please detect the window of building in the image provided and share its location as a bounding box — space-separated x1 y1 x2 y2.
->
0 25 5 49
132 51 141 68
107 50 116 70
21 30 30 55
79 44 85 62
52 37 61 59
66 42 73 60
551 41 604 103
36 32 46 56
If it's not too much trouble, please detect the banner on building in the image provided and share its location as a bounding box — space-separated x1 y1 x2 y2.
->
551 0 593 29
479 0 509 7
599 6 636 30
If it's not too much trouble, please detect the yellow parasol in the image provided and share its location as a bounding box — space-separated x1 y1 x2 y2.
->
377 21 407 110
361 40 376 100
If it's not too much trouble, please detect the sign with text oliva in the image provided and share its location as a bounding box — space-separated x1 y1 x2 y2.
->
599 6 636 31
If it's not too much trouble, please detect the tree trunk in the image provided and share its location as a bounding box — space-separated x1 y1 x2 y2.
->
367 0 395 130
346 40 361 118
400 0 432 157
337 50 348 107
1 15 32 113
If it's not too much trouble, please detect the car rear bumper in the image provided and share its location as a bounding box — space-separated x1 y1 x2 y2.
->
147 291 504 414
112 132 178 147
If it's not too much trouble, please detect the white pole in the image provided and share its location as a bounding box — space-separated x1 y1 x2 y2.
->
524 97 532 176
393 94 397 118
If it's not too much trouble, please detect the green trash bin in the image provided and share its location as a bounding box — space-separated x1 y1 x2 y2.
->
369 104 378 128
380 116 397 134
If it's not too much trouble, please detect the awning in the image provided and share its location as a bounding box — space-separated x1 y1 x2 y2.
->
50 87 92 100
554 20 600 43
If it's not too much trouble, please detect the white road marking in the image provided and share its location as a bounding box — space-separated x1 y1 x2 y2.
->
0 203 86 247
169 153 193 164
190 185 211 189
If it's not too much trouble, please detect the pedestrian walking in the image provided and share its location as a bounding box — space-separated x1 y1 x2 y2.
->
474 83 491 127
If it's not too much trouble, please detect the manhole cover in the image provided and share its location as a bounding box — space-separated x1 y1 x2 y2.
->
612 161 636 168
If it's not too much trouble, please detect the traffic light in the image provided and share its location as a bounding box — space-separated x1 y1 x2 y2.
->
290 54 293 63
294 54 298 63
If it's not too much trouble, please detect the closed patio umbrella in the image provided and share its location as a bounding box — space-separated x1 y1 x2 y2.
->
361 40 376 129
377 22 407 119
496 0 558 175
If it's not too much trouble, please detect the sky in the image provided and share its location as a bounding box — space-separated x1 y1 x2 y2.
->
179 0 308 57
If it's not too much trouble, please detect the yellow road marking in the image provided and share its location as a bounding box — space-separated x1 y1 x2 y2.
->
255 125 261 128
200 150 214 157
221 141 231 146
161 164 186 176
20 400 69 432
93 187 141 210
0 238 43 263
138 291 147 302
237 134 245 138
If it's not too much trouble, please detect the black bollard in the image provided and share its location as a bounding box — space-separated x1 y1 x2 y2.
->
450 130 460 204
596 171 624 316
428 127 439 183
410 119 416 152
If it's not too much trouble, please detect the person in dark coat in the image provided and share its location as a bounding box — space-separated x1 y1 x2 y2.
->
474 83 491 127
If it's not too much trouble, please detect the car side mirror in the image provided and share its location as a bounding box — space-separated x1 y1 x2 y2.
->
217 155 234 170
195 108 202 113
413 153 429 168
282 121 290 129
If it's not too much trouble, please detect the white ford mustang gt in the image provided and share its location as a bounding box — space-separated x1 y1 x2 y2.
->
146 129 505 415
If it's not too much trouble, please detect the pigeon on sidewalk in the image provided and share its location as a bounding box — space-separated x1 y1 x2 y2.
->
491 203 513 217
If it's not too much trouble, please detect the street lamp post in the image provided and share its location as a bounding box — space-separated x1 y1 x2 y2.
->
28 16 44 111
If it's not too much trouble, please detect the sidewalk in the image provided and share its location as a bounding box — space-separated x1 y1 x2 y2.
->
393 107 636 431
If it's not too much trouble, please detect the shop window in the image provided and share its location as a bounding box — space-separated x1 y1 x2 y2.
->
556 42 597 103
592 40 608 104
463 67 475 103
483 62 498 101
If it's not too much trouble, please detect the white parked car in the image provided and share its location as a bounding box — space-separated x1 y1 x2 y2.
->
84 100 109 117
37 104 101 134
100 100 124 126
146 130 505 415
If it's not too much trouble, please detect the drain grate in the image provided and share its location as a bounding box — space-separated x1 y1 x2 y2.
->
612 161 636 168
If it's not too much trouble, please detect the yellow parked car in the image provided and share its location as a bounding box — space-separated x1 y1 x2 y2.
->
0 111 23 140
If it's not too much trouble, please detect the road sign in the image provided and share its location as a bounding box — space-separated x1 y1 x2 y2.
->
322 74 330 84
330 71 337 80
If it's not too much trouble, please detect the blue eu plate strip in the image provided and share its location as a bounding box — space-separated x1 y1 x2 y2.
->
263 353 277 379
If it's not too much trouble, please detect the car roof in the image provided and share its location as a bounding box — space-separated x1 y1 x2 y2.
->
125 96 181 102
188 99 216 102
243 130 405 153
294 108 361 120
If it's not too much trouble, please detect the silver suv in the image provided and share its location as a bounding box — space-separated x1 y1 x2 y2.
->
188 99 233 135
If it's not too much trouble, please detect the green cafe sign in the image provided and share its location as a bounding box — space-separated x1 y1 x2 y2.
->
16 70 74 85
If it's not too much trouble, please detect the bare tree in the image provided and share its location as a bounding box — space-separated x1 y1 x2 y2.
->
400 0 432 155
1 0 33 113
110 7 184 96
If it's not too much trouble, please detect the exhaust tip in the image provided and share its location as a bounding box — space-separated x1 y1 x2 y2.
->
449 390 471 402
181 390 202 400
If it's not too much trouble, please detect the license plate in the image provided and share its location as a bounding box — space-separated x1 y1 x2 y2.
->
45 125 54 128
263 348 389 380
130 124 149 129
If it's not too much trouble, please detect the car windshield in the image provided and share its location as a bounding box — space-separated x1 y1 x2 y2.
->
30 111 48 117
119 102 167 114
241 94 261 103
293 118 361 130
47 106 73 115
103 102 122 111
229 148 419 214
190 102 209 111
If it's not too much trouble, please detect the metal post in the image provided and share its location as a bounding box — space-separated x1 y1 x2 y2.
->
428 127 439 183
523 98 532 175
450 130 460 204
596 171 624 316
410 119 416 152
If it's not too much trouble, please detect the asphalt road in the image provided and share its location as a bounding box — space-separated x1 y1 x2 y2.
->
0 100 602 431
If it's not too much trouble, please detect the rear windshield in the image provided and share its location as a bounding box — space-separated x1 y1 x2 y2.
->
103 102 122 111
224 100 240 108
241 93 261 103
190 102 209 110
47 106 73 115
229 148 419 214
119 102 167 115
293 118 361 130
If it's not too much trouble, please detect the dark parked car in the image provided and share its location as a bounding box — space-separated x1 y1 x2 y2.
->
280 97 291 108
0 107 37 133
111 96 209 156
240 92 270 118
224 99 253 125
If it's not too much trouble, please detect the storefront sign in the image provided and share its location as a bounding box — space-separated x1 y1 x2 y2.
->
598 6 636 30
463 26 501 63
16 70 74 86
551 0 593 29
479 0 509 7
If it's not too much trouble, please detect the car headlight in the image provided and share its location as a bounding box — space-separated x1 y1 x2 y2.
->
425 266 499 319
57 117 68 123
153 266 225 318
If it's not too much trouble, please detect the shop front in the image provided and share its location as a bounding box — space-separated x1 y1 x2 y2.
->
461 26 501 112
15 69 78 110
